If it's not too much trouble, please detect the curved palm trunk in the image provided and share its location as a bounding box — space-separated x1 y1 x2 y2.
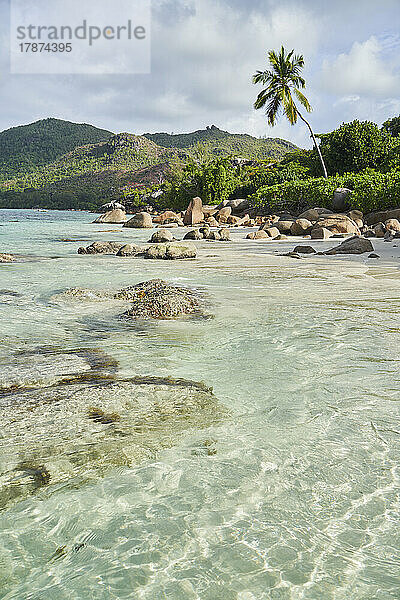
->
297 111 328 179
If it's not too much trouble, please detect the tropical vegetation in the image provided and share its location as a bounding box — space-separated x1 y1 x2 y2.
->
0 120 297 210
1 107 400 214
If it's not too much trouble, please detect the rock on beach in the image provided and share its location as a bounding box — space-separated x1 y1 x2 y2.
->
123 212 153 228
324 236 374 255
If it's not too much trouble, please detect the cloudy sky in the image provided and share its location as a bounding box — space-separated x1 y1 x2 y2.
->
1 0 400 147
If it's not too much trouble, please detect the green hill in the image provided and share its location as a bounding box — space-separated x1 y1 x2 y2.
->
1 133 184 192
144 124 297 160
0 132 185 209
0 118 113 179
0 120 298 210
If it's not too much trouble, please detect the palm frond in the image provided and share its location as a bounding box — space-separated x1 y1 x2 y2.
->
293 88 312 113
281 88 297 125
265 94 282 126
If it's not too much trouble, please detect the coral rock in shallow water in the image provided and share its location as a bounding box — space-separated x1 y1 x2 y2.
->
0 377 226 509
0 253 15 263
50 279 210 320
119 279 205 319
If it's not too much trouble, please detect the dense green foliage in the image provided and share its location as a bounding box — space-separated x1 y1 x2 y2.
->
382 115 400 138
160 158 241 211
251 169 400 214
144 125 297 160
248 119 400 215
0 118 113 179
158 152 312 211
317 120 394 175
235 160 310 197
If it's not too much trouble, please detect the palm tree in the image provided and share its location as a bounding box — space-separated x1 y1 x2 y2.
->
252 46 328 178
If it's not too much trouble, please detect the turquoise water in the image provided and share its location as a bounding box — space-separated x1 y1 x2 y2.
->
0 209 399 599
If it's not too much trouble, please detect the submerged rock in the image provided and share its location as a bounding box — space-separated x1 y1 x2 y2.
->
0 347 118 393
50 287 112 302
280 252 303 259
119 279 205 319
0 376 226 509
51 279 209 320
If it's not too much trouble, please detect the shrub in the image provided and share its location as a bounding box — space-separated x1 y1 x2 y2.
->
161 157 241 211
233 160 311 198
250 169 400 214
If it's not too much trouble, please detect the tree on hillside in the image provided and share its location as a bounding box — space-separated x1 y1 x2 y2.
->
252 46 328 178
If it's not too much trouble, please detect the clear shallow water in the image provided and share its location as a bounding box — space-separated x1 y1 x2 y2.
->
0 209 400 599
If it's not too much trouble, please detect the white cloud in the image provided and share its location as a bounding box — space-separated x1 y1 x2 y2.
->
321 36 400 98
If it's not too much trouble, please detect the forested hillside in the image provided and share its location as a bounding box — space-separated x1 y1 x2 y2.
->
0 118 113 179
0 119 298 210
1 133 184 192
144 125 297 159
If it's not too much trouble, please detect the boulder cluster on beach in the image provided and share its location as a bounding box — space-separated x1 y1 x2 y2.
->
77 190 400 261
92 196 253 229
92 192 400 245
3 190 400 264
